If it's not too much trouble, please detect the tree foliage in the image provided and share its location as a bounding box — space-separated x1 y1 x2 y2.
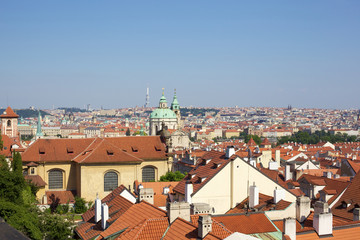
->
245 134 262 145
160 171 186 182
74 196 87 214
277 130 359 145
0 137 74 239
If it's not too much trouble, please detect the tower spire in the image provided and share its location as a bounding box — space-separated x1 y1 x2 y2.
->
36 110 44 139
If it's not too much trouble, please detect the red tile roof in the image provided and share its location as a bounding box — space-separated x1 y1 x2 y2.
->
190 215 232 239
163 217 221 240
24 175 46 187
100 201 167 239
0 106 19 118
46 190 76 204
173 151 234 196
212 213 278 234
226 193 292 214
332 171 360 221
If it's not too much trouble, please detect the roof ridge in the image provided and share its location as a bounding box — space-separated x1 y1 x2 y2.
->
211 218 233 234
71 137 99 162
75 138 104 163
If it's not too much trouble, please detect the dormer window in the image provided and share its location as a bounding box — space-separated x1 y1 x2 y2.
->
39 147 45 154
155 145 162 151
107 150 114 155
30 167 35 175
67 147 74 154
131 146 139 152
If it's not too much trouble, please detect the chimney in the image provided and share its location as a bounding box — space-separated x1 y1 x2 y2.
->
198 215 212 239
249 184 259 208
167 202 190 223
138 183 143 194
95 196 101 223
226 146 235 159
139 188 154 204
323 171 332 179
101 203 109 230
313 201 333 236
285 164 291 181
333 174 340 179
353 208 360 221
274 187 285 204
283 218 296 240
296 196 310 222
268 161 278 170
163 186 170 195
185 180 193 204
42 195 47 205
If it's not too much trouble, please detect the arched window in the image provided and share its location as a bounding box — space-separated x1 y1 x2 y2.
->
48 169 63 189
104 171 118 191
7 120 11 127
142 166 155 182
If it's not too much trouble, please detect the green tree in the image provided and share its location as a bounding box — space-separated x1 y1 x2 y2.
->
39 212 74 240
245 135 262 145
126 128 131 136
74 196 87 214
160 171 185 181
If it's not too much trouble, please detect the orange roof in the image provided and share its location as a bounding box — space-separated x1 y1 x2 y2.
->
24 175 46 187
100 201 167 239
46 190 76 204
173 151 234 196
212 213 278 234
117 218 169 240
0 106 19 118
332 171 360 221
190 215 232 239
226 193 292 214
163 217 221 240
22 136 167 163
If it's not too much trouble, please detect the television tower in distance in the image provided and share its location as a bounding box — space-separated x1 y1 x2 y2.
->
144 87 150 108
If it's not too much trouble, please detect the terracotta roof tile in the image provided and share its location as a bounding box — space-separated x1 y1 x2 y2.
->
46 190 76 204
212 213 278 234
24 175 46 187
0 106 19 118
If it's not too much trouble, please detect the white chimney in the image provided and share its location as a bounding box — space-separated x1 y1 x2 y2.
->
249 159 256 168
333 174 340 179
313 201 332 236
268 161 278 170
138 184 143 194
167 202 190 223
283 218 296 240
353 208 360 221
42 195 47 205
249 184 259 208
95 196 101 223
101 203 109 230
296 196 310 223
163 186 170 194
274 187 285 204
139 188 154 204
185 181 193 204
198 215 212 239
226 146 235 159
323 171 332 179
275 149 280 163
285 164 291 181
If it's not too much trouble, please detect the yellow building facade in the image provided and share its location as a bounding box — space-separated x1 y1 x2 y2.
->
22 136 170 201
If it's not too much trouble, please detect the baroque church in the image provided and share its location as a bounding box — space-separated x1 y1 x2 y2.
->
149 89 191 152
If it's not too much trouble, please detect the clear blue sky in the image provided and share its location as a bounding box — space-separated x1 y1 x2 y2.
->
1 1 359 109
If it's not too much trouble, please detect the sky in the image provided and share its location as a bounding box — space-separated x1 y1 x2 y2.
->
1 1 359 109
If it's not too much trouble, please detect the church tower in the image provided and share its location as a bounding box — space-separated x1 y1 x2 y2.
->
170 89 181 129
35 111 44 140
0 106 19 138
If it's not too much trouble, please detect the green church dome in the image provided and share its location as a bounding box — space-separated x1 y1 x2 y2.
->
150 108 177 119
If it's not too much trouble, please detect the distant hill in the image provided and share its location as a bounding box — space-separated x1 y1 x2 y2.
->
0 109 50 118
58 107 88 113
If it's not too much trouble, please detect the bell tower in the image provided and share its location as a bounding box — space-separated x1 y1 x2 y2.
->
0 106 19 138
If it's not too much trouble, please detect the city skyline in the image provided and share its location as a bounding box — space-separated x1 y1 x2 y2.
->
1 1 359 109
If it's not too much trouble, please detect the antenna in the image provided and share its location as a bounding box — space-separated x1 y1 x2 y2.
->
145 87 150 108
